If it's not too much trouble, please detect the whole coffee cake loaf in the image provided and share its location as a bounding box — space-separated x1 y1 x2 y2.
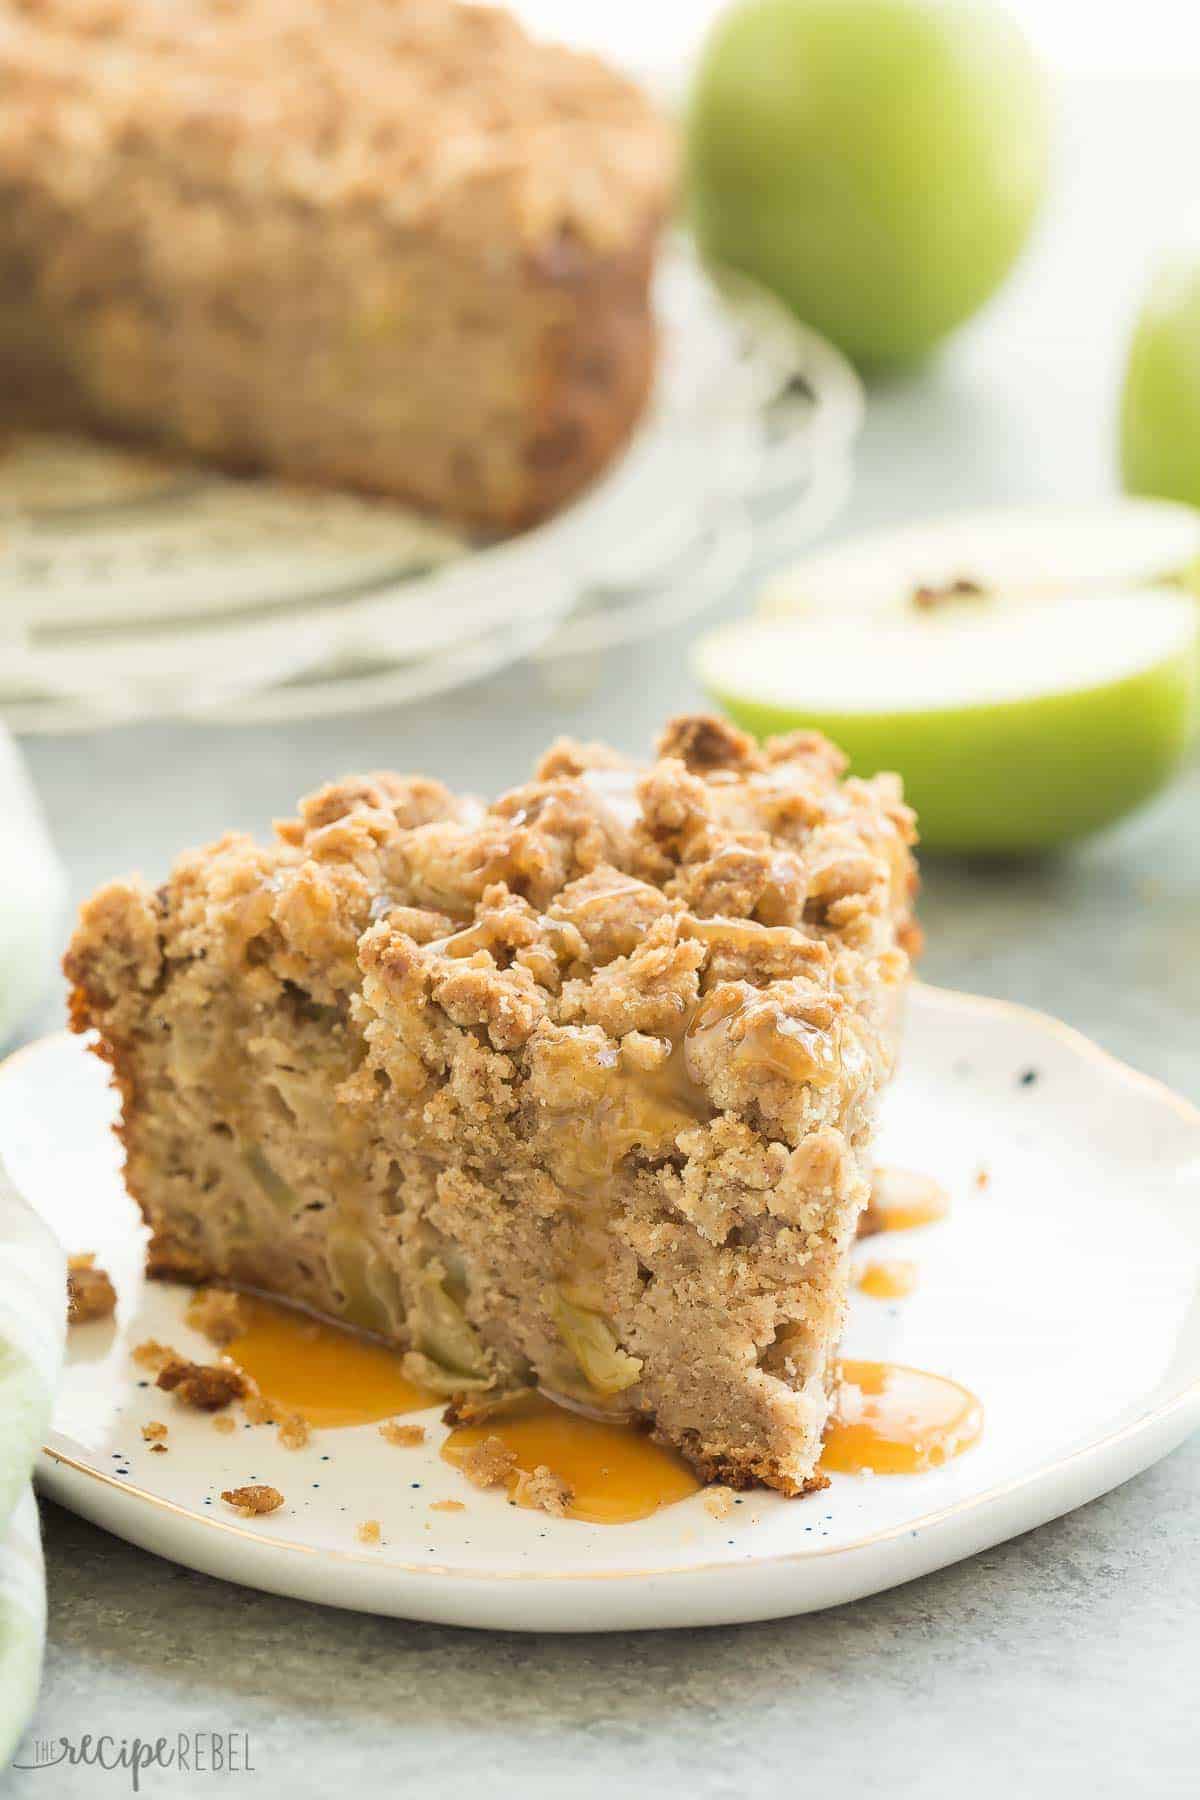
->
0 0 674 531
66 717 917 1494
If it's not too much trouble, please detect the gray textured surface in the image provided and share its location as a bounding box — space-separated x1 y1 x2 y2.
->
16 1445 1200 1800
6 76 1199 1800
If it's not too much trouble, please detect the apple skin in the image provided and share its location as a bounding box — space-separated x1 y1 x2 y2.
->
1122 262 1200 513
702 653 1197 853
687 0 1050 366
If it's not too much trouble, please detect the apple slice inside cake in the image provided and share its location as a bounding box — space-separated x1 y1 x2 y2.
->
65 715 917 1494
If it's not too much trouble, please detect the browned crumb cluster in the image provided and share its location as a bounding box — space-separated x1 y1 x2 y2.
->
512 1465 573 1517
212 1415 237 1436
0 0 675 533
131 1339 173 1371
430 1499 466 1514
221 1483 284 1516
379 1422 426 1447
67 714 917 1497
66 1254 116 1325
140 1420 168 1443
355 1519 382 1545
459 1437 519 1490
156 1357 246 1411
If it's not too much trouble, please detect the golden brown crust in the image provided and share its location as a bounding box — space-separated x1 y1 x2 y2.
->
674 1435 832 1500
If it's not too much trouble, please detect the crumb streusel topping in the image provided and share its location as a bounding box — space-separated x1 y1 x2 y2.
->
0 0 674 252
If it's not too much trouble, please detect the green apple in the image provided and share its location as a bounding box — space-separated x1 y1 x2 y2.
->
687 0 1050 366
693 505 1200 852
1122 260 1200 512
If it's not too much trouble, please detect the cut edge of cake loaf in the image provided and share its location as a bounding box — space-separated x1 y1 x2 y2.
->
0 0 675 532
64 716 918 1495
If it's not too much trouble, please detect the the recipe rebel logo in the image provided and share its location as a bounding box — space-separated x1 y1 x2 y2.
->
12 1730 256 1790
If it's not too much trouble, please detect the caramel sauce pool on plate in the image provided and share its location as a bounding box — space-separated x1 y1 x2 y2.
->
227 1297 431 1428
442 1394 701 1525
866 1166 950 1232
855 1259 919 1300
821 1360 983 1476
221 1292 982 1512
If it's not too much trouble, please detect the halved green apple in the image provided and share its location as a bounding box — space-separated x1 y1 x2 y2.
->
695 505 1200 852
759 502 1200 620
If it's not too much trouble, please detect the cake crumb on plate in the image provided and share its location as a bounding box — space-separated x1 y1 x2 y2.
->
66 1255 116 1325
157 1357 246 1411
221 1484 284 1516
460 1436 518 1489
277 1411 311 1450
513 1464 573 1517
379 1421 426 1447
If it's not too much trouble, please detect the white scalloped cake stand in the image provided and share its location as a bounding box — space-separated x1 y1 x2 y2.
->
0 250 862 731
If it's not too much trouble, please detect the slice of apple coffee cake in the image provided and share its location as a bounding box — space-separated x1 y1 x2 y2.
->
65 716 917 1495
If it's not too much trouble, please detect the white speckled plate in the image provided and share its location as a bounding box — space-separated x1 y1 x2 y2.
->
4 985 1198 1632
